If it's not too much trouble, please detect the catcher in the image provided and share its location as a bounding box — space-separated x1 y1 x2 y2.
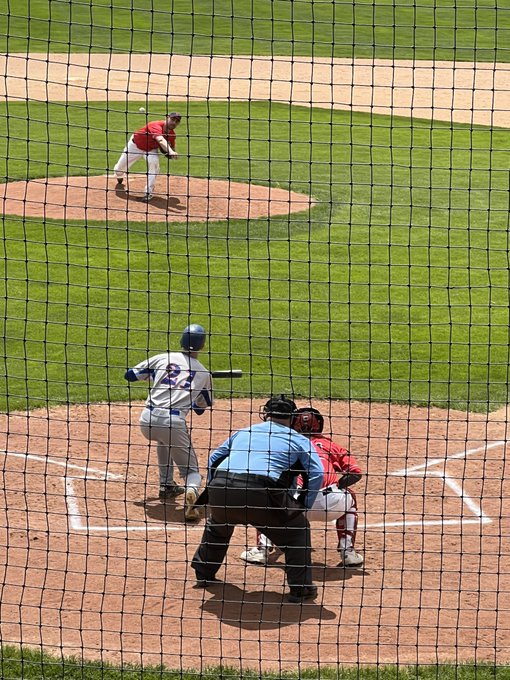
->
113 112 181 202
240 406 364 568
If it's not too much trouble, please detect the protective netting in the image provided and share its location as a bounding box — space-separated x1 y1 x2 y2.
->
0 1 509 678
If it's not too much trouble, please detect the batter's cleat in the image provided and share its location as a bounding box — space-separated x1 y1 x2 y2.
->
140 192 153 202
184 488 200 521
115 177 125 191
287 585 318 604
338 548 364 568
159 483 185 500
240 546 279 565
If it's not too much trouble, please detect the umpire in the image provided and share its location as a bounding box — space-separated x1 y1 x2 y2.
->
191 395 324 603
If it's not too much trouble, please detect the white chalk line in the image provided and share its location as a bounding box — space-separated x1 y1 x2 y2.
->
2 440 502 534
64 476 203 533
2 448 197 533
1 449 122 480
361 441 499 530
395 440 506 474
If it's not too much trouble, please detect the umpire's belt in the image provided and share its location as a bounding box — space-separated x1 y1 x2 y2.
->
147 405 183 417
213 471 286 489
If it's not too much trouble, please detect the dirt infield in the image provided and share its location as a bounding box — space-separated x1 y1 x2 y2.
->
2 54 508 222
0 174 314 223
2 54 510 127
0 399 508 670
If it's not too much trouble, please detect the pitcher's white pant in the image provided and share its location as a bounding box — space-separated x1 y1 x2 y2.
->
258 485 358 552
113 136 160 195
139 407 202 492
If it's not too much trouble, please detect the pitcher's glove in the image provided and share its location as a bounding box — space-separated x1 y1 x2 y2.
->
160 146 178 160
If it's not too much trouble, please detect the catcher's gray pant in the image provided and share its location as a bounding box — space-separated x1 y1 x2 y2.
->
139 407 202 492
113 136 160 195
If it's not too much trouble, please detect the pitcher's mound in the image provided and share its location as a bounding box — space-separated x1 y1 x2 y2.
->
0 174 315 223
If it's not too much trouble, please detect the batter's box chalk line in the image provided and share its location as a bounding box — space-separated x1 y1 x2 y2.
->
3 441 502 533
361 440 503 530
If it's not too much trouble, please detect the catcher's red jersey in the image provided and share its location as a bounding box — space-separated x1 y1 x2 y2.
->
310 434 362 488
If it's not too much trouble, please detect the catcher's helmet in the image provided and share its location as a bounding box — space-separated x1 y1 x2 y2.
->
260 394 297 420
292 407 324 434
180 324 206 351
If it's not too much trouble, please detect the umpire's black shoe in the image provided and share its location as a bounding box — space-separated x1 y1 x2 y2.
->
159 483 185 500
287 585 318 603
195 576 223 589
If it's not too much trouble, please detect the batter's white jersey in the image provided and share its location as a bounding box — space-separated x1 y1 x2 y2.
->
131 352 213 415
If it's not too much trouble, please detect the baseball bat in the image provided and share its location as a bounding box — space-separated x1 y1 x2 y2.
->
211 369 243 378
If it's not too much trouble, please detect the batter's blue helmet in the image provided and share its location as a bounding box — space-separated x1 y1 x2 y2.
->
180 324 206 351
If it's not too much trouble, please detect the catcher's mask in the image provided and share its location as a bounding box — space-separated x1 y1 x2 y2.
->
259 394 297 421
292 407 324 434
180 324 206 351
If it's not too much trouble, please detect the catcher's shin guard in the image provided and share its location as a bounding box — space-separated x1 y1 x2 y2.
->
336 488 358 551
256 529 275 551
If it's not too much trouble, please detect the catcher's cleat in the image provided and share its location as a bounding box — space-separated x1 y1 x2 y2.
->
184 488 200 521
140 193 153 202
240 547 268 564
338 548 364 568
240 546 279 565
287 585 318 603
159 483 185 500
115 177 126 191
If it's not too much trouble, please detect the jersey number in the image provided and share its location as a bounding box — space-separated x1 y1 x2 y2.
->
161 364 196 389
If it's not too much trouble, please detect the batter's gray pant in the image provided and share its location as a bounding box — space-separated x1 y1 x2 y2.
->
139 408 202 491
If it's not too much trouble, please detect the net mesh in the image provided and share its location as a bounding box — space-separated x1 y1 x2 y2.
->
0 0 508 677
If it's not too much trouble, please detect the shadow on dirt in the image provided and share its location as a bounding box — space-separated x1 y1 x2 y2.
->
133 496 204 524
115 187 186 212
197 582 337 628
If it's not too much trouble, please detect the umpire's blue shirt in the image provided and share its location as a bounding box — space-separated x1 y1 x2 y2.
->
208 421 324 509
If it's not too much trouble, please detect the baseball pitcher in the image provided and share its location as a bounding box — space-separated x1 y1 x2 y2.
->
113 112 181 202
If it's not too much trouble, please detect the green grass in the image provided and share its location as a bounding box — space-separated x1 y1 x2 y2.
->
1 100 510 412
0 645 508 680
1 0 510 61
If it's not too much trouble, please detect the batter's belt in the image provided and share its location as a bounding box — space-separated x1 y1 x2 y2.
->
146 404 183 417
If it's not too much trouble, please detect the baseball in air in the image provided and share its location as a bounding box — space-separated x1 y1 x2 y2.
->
138 107 146 112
